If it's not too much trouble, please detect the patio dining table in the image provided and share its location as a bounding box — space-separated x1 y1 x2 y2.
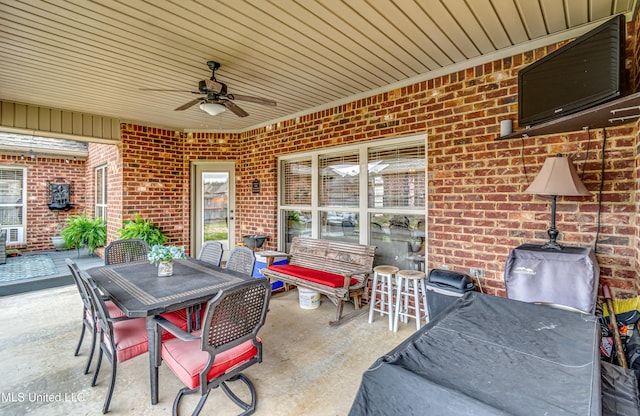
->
86 257 252 405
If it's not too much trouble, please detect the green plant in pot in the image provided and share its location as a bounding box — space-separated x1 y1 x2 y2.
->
61 213 106 256
117 213 166 247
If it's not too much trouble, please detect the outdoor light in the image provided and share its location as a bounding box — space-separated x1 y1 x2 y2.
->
525 154 590 250
199 102 226 116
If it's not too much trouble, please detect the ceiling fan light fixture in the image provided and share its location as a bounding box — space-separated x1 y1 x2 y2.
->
199 102 226 116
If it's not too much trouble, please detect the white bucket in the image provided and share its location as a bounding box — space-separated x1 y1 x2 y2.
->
298 287 321 309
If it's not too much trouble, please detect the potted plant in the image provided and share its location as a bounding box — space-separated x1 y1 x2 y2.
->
148 244 185 277
60 213 106 256
117 213 166 247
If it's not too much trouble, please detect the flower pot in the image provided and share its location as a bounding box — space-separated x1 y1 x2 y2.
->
157 260 174 277
52 236 66 250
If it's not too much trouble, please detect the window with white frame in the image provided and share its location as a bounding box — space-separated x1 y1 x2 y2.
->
0 167 26 244
95 164 107 220
279 135 426 269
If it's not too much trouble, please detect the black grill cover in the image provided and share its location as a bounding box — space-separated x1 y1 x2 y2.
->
349 292 601 416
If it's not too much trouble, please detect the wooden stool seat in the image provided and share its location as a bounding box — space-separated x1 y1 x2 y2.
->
397 270 426 280
368 265 400 330
394 269 428 332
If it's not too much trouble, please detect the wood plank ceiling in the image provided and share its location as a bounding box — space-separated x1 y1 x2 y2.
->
0 0 638 133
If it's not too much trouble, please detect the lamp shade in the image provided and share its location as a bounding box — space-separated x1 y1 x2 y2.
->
525 155 590 196
199 102 226 116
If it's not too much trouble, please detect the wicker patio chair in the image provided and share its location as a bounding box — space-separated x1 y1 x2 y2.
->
65 258 125 375
77 269 149 413
154 278 271 416
78 268 189 413
104 239 149 265
198 241 224 267
225 246 256 276
193 243 250 331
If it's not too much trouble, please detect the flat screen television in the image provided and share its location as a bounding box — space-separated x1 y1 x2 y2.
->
518 14 626 128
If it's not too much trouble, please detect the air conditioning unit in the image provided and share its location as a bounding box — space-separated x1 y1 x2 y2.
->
3 227 23 244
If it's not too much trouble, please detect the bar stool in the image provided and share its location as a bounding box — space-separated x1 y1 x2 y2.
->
368 265 399 330
393 269 428 331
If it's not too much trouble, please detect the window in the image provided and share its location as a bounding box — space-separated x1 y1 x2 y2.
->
279 135 426 268
0 167 26 243
95 165 107 220
368 143 426 268
280 158 312 249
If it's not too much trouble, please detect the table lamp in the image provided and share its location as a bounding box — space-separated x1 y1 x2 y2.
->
525 154 590 250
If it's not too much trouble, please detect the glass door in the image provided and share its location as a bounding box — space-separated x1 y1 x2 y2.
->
192 162 235 262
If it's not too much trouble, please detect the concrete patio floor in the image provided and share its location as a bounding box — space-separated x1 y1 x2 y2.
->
0 283 415 415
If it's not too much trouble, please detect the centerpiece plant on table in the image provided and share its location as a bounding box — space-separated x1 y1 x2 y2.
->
148 244 185 277
148 245 186 265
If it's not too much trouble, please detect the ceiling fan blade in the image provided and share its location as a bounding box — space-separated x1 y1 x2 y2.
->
230 94 277 107
222 100 249 117
139 88 199 93
174 98 202 111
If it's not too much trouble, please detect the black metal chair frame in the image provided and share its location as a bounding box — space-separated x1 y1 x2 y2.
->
104 238 149 265
78 269 146 414
66 258 98 375
154 279 271 416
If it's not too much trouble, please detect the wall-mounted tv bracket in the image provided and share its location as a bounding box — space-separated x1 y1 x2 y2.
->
609 105 640 124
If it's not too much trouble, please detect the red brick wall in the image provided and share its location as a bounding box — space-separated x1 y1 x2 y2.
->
117 125 189 249
106 21 639 296
0 154 87 251
86 142 121 242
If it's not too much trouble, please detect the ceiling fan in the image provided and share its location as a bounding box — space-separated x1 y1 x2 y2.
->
142 61 277 117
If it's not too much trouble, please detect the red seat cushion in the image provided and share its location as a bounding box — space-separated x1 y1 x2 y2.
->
161 335 259 389
267 264 356 287
104 311 188 362
160 310 190 339
106 300 126 319
108 317 149 362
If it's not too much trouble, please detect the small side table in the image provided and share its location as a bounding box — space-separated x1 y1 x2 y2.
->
504 244 599 313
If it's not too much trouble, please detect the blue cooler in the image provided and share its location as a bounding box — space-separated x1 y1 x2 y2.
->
253 252 288 291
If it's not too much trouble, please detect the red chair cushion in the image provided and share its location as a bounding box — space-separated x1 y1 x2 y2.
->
106 300 126 319
161 335 259 389
91 301 126 330
267 264 356 287
103 311 188 362
108 317 149 362
160 311 190 340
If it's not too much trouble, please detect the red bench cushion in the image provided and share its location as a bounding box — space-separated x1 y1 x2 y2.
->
267 264 356 287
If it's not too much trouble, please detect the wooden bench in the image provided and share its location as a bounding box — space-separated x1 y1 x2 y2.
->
261 237 376 326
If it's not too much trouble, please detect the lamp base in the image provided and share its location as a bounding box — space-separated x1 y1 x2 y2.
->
541 240 563 250
542 227 562 250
